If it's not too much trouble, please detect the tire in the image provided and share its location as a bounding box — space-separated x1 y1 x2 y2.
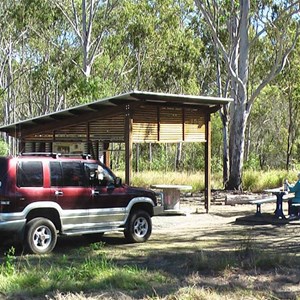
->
25 217 57 254
124 210 152 243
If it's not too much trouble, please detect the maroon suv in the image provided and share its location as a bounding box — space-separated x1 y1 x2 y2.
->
0 153 161 254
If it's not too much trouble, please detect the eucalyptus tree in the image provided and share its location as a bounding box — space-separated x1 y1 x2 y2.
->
53 0 120 80
195 0 300 190
248 40 300 170
247 85 287 169
0 0 29 126
111 0 204 94
276 40 300 170
0 0 70 120
115 0 207 170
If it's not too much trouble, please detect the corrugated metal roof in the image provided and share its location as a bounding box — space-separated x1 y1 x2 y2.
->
0 90 233 133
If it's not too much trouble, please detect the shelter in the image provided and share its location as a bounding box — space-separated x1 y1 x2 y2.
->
0 91 232 212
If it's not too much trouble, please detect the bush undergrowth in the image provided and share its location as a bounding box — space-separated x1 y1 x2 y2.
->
127 169 298 192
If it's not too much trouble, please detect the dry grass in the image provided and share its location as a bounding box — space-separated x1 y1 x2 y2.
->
116 169 299 193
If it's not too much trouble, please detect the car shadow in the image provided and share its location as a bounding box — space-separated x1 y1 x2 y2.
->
0 232 129 258
54 233 128 253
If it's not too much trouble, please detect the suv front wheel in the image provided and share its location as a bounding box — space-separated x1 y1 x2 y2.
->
124 210 152 243
25 217 58 254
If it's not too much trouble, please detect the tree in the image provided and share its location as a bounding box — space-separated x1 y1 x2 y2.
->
194 0 300 190
53 0 119 79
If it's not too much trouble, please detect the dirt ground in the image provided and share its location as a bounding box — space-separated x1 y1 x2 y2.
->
98 195 300 300
1 193 300 300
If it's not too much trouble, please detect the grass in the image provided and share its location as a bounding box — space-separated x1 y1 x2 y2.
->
121 169 299 192
1 230 300 300
0 244 169 298
242 169 296 192
130 171 207 191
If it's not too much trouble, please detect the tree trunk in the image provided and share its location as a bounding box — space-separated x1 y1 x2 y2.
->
225 0 250 190
175 142 182 171
222 116 229 186
244 122 251 163
226 103 248 190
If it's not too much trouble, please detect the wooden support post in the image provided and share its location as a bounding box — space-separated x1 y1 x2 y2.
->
103 142 110 167
125 105 133 185
19 140 25 153
86 122 91 155
205 114 211 213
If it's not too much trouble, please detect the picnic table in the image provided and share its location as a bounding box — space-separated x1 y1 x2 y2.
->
264 188 288 219
250 188 293 219
150 184 192 213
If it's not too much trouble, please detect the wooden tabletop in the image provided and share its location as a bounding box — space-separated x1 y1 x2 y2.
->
150 184 192 190
264 188 287 194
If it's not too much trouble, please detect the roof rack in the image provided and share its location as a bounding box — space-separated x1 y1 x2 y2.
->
60 153 92 159
19 152 92 159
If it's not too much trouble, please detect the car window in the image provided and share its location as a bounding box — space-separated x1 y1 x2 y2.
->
61 162 85 187
17 161 43 187
0 158 8 190
85 163 114 187
50 162 63 187
50 161 86 187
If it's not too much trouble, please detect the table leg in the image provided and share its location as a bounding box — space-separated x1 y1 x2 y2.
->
274 194 286 219
162 188 180 210
255 203 262 216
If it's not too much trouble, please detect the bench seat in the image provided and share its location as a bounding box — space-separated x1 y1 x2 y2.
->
250 193 294 216
250 197 277 215
250 196 276 205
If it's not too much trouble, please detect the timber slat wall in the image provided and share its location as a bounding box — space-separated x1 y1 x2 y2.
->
132 105 205 143
89 115 125 141
184 109 205 142
132 106 158 142
159 107 183 142
25 104 205 143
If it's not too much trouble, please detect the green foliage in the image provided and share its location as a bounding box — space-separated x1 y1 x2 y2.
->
242 169 291 192
0 140 9 156
1 247 16 276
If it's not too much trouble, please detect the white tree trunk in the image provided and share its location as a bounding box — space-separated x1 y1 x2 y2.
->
55 0 110 79
195 0 299 190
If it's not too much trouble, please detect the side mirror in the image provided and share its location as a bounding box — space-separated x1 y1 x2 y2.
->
115 177 122 187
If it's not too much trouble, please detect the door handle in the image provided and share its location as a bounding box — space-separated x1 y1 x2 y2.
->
55 190 63 196
92 190 100 196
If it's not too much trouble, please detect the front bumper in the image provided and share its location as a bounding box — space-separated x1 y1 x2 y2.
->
153 206 164 216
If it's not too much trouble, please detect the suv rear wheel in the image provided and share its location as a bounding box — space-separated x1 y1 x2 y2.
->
124 210 152 243
25 217 57 254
